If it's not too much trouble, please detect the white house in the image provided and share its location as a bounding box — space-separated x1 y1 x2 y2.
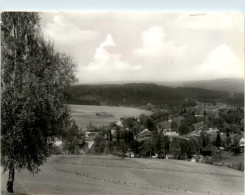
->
164 131 179 137
116 120 123 127
239 137 244 148
54 138 62 146
206 127 219 135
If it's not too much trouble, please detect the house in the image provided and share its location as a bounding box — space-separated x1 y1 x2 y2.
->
168 116 172 123
183 129 201 138
54 138 62 146
136 129 152 142
205 127 219 135
239 137 244 152
111 128 117 136
165 154 174 159
191 155 198 162
164 131 179 137
125 150 135 158
116 120 123 127
86 131 99 141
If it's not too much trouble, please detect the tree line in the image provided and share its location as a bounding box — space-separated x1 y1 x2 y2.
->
67 83 233 107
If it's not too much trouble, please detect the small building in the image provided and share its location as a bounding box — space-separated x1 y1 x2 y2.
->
86 131 99 141
239 137 244 152
165 154 174 159
164 131 179 137
54 138 62 146
168 117 172 123
136 129 152 142
206 127 219 135
116 120 123 127
125 150 135 158
111 128 117 136
183 129 201 138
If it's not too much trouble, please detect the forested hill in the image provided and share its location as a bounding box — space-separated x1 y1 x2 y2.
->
67 83 232 107
162 78 244 93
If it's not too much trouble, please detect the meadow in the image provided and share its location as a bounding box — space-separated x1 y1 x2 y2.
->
1 155 244 195
70 105 152 131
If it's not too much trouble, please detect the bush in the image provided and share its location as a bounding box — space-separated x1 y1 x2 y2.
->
230 162 244 171
104 147 110 155
204 156 213 164
50 145 63 155
212 150 222 161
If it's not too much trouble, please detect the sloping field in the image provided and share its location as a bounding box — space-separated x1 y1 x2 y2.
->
1 155 244 195
70 105 152 131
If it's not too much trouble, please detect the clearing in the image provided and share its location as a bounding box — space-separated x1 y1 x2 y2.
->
70 105 152 131
1 155 244 195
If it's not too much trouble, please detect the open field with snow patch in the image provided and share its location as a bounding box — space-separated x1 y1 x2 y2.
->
70 105 152 131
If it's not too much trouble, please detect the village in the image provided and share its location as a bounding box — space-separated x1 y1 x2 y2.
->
76 99 244 170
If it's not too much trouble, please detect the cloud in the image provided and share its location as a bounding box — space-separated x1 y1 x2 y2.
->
134 26 186 58
79 34 141 82
40 13 243 83
167 14 244 32
42 15 98 49
193 44 244 79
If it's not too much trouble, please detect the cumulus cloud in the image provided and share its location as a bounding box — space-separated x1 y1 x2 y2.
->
193 44 244 79
79 34 141 82
42 15 98 48
134 26 186 58
40 13 243 83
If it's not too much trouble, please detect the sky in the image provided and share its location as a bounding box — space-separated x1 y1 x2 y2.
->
40 13 244 84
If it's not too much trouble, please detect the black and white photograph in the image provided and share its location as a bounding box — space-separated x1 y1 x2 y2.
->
1 11 244 195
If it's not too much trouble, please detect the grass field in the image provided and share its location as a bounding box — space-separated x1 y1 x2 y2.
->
70 105 152 131
1 155 244 195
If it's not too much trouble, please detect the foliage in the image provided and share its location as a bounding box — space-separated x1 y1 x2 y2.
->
90 133 106 154
62 120 86 154
188 137 201 154
1 12 76 192
67 83 230 107
178 114 197 135
214 133 222 147
139 114 157 131
227 93 244 107
200 131 210 147
169 137 189 160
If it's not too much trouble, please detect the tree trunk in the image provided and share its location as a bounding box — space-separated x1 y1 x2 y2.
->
7 163 15 193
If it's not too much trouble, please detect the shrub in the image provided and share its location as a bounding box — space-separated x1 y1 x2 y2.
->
50 145 63 155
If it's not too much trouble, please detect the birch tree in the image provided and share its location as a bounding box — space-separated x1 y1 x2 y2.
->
1 12 77 193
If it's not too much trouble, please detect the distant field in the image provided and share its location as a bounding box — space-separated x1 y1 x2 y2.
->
1 155 243 195
70 105 152 131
